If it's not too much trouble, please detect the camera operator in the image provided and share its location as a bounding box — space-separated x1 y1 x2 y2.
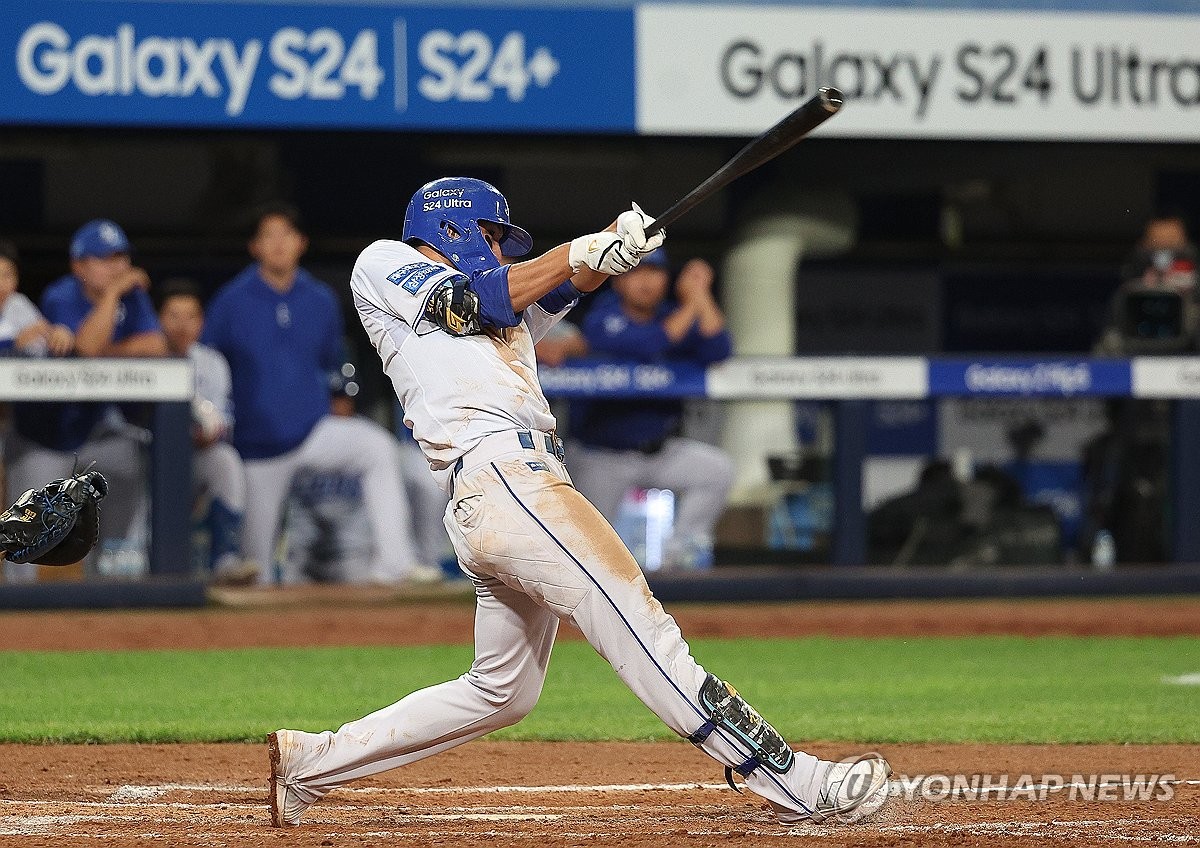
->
1095 213 1198 356
1084 214 1197 566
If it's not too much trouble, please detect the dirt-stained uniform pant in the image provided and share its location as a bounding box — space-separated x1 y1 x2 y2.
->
276 431 824 818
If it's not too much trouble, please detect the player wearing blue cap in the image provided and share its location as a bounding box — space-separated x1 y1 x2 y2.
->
570 249 736 570
267 177 891 829
4 219 166 582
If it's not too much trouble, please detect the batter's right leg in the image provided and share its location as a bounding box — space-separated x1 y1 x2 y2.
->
472 458 834 822
268 570 559 825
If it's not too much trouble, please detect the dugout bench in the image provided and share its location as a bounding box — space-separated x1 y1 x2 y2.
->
539 355 1200 566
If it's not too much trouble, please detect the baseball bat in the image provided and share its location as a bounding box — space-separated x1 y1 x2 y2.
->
644 86 843 237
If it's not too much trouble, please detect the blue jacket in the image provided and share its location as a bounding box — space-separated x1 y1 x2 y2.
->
573 290 732 451
203 265 342 460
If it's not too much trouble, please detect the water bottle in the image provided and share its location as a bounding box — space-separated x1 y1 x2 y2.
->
1091 530 1116 571
687 534 715 571
97 539 147 579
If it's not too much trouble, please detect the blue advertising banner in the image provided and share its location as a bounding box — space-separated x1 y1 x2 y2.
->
538 359 707 399
1 1 635 130
928 358 1133 397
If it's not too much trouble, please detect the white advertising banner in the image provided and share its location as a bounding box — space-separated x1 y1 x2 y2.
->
706 356 928 399
636 4 1200 140
0 359 194 401
1131 357 1200 398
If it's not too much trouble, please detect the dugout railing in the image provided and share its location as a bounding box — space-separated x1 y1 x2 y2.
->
538 355 1200 566
4 356 1200 608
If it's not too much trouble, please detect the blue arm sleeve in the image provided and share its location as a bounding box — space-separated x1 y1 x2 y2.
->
120 290 162 337
470 266 521 329
535 280 582 315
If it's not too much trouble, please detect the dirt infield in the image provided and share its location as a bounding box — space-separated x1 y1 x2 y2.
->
1 593 1197 846
2 741 1196 847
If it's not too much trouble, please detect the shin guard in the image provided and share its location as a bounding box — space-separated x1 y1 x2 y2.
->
687 673 794 788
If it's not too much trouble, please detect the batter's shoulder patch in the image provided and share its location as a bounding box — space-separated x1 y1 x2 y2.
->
387 262 445 295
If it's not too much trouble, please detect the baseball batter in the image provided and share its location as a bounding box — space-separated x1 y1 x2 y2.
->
268 178 890 826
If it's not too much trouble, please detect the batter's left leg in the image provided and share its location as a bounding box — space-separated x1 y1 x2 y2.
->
268 571 559 822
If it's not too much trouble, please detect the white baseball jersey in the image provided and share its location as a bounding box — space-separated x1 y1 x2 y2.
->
350 239 569 492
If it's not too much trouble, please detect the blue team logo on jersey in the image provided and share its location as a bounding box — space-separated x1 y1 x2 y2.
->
388 263 443 295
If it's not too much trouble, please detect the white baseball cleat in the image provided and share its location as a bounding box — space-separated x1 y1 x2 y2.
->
774 752 893 825
211 555 260 587
268 730 313 827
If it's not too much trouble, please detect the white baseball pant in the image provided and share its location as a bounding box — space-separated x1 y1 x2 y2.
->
398 435 451 567
241 414 421 584
194 441 246 514
270 431 824 818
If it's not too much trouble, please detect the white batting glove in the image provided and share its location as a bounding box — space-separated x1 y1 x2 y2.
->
568 232 639 276
616 202 666 255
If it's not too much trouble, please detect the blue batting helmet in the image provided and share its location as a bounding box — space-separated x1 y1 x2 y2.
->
402 177 533 276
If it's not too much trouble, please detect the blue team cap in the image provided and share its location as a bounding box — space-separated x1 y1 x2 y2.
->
639 247 669 268
70 219 131 260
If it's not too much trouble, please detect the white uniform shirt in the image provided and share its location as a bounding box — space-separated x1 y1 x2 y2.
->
350 239 571 492
188 341 235 431
0 292 45 354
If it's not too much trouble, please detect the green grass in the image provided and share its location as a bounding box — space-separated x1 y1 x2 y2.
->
1 637 1196 744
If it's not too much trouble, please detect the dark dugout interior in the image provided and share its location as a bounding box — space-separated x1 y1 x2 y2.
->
2 128 1198 413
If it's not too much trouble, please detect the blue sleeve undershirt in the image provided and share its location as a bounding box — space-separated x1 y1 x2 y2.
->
470 266 581 328
535 280 581 315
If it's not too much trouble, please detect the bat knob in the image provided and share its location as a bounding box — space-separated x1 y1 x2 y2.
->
819 86 844 112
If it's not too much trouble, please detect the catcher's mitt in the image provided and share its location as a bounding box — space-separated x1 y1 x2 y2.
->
0 470 108 565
